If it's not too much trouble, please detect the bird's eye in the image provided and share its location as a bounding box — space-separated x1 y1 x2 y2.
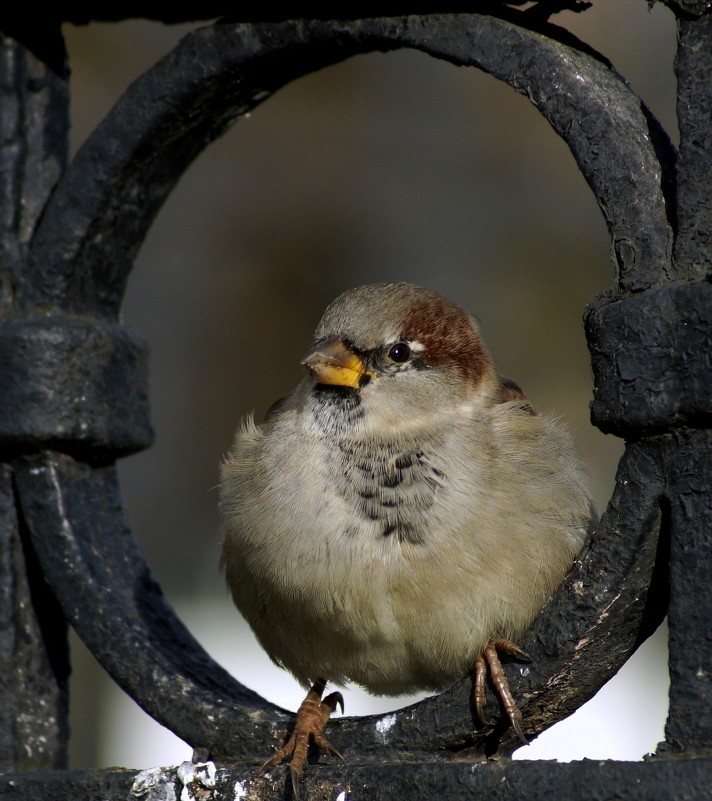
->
387 342 412 363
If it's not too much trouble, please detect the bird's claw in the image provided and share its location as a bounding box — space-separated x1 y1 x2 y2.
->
259 681 344 798
474 639 531 745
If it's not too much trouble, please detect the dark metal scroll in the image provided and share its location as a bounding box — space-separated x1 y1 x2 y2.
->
5 12 686 769
6 14 712 798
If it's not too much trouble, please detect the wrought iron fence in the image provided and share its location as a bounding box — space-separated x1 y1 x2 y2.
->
0 3 710 799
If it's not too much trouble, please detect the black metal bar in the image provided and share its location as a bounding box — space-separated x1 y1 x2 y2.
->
0 30 70 771
0 466 69 772
673 13 712 280
662 7 712 756
665 430 712 753
585 282 712 436
2 757 712 801
0 319 153 458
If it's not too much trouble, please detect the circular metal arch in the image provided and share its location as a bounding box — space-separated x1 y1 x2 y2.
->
15 14 675 762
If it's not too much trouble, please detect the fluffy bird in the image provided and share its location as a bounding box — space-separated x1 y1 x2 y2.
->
220 282 592 784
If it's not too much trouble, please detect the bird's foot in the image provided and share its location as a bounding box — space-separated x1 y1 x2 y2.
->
260 679 344 797
474 639 531 744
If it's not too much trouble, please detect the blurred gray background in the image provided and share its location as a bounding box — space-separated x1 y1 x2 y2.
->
62 1 676 768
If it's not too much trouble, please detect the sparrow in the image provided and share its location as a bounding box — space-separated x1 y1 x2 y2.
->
220 282 592 787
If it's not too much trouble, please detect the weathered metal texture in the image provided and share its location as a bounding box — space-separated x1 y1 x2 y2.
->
660 0 712 19
0 33 71 771
0 28 67 315
0 319 152 458
382 15 676 293
664 430 712 754
5 10 680 768
2 758 712 801
23 14 675 322
673 12 712 279
10 436 667 764
1 4 710 797
13 453 279 763
586 2 712 758
0 465 69 772
586 282 712 435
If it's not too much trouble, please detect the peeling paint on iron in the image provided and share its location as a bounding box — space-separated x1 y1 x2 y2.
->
177 761 217 801
375 713 397 743
131 766 177 801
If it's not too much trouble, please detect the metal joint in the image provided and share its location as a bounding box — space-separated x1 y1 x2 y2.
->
0 317 153 458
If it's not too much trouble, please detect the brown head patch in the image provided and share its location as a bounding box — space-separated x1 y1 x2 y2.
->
400 295 493 388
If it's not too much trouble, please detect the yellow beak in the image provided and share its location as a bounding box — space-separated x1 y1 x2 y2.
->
302 338 372 389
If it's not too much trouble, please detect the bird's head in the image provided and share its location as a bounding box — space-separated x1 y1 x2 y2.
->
300 283 504 438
